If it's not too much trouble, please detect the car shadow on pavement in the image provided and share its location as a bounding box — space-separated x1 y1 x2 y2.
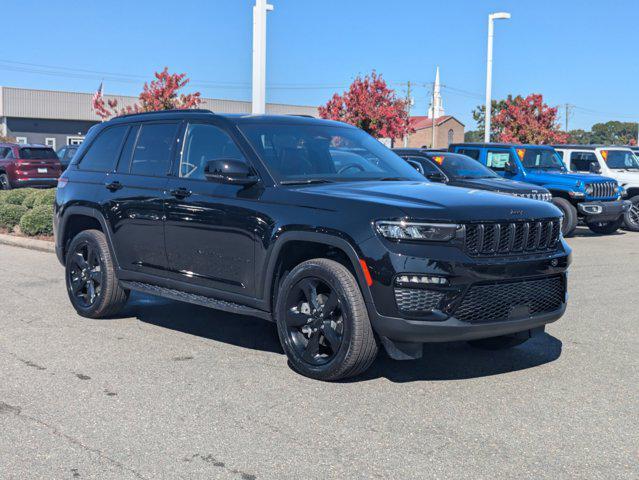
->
571 226 626 238
352 333 563 383
120 292 562 383
120 292 284 354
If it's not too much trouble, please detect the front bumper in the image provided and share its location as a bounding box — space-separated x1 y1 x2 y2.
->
578 199 631 222
359 235 571 344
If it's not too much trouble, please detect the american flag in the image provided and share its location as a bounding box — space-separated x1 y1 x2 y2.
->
92 82 103 103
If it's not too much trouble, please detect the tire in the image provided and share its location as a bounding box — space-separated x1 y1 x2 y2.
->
551 197 577 237
65 229 129 318
587 217 623 235
275 258 378 381
623 195 639 232
467 332 530 350
0 173 11 190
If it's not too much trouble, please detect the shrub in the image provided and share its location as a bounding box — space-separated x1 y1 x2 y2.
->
33 188 56 207
22 190 41 209
19 204 54 236
2 188 34 206
0 203 28 229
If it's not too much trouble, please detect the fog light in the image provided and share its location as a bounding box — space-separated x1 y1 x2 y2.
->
396 275 448 285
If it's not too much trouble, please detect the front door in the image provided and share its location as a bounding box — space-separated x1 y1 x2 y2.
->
164 121 262 297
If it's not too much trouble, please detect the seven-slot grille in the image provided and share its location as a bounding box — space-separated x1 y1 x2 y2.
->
465 219 561 256
452 275 565 324
587 181 617 199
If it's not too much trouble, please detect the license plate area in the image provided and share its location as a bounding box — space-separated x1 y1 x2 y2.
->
37 168 47 173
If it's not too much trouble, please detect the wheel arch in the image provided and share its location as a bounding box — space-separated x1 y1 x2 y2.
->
262 231 374 315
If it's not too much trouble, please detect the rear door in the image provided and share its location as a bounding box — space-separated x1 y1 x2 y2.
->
485 148 517 179
104 121 180 275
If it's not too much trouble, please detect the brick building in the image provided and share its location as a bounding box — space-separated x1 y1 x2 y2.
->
397 115 465 149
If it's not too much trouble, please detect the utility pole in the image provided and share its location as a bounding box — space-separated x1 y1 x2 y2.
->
564 103 573 132
252 0 274 115
403 81 412 147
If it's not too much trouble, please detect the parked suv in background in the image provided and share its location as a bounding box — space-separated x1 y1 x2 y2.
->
555 145 639 231
0 143 61 189
393 149 552 202
55 111 571 381
449 143 628 237
56 144 80 171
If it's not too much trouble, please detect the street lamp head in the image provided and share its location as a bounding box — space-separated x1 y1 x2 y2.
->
490 12 511 20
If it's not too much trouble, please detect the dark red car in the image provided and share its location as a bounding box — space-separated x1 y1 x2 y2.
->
0 143 62 189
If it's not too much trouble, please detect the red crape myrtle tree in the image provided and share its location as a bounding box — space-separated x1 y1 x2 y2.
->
319 72 413 140
92 67 202 120
493 93 568 144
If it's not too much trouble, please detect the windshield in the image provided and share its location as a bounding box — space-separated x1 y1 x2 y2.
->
602 150 639 169
19 147 58 160
522 148 566 171
430 153 498 179
239 123 424 183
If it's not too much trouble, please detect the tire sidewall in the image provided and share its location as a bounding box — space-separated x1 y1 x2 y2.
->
275 262 357 378
0 173 11 190
552 197 577 237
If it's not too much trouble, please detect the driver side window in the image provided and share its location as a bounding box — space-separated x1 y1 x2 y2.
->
180 123 247 180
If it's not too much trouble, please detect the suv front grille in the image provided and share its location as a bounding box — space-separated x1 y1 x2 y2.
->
464 219 561 257
395 288 446 312
514 192 552 202
587 181 617 199
452 275 565 324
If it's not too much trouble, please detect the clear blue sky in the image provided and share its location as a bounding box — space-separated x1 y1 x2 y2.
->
2 0 638 130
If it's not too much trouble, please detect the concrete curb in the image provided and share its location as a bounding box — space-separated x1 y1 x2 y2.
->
0 233 55 253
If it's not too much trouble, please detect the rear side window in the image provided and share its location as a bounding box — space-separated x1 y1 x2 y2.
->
19 147 58 159
486 150 513 171
79 126 128 172
457 148 480 160
116 125 140 173
130 123 179 177
0 147 11 158
570 152 598 172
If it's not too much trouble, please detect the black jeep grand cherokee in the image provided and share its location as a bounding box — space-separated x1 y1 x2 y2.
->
54 110 571 381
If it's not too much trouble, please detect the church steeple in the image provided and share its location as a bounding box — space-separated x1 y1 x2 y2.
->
428 66 445 119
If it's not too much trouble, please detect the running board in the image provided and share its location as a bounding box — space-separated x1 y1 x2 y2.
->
120 281 272 320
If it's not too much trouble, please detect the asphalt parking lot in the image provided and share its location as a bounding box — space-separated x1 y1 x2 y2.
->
1 227 637 480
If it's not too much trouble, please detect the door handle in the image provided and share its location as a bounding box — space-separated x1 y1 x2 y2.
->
170 187 192 199
105 181 123 192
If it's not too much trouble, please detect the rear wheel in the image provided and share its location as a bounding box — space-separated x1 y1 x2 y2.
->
65 229 128 318
275 258 378 381
551 197 577 237
623 195 639 232
587 217 623 235
0 173 11 190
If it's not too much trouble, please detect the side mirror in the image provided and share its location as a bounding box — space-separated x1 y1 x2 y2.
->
505 161 518 174
589 162 601 174
426 172 447 183
204 158 258 185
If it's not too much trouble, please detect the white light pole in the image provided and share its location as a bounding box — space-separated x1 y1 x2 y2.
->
252 0 274 115
484 11 510 142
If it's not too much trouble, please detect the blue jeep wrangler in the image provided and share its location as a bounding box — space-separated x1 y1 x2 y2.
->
449 143 630 237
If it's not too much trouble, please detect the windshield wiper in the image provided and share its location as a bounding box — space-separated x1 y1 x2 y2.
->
377 177 410 181
280 179 335 185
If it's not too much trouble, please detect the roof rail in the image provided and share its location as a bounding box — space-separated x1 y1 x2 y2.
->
115 108 214 119
287 114 316 118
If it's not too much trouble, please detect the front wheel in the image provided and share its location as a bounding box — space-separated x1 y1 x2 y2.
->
551 197 577 237
275 258 378 381
623 195 639 232
587 217 623 235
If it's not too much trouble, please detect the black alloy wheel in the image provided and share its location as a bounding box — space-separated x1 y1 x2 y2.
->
68 241 103 308
284 277 344 366
624 195 639 231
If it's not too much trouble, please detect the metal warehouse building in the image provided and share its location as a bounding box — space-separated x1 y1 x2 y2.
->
0 86 318 150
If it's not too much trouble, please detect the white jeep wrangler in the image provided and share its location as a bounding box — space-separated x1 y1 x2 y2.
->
555 145 639 231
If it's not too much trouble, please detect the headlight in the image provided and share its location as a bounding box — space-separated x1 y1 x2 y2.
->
585 185 594 195
376 220 460 241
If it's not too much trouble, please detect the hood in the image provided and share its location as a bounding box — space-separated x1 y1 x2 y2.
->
450 176 549 194
609 169 639 185
296 181 561 223
523 170 614 187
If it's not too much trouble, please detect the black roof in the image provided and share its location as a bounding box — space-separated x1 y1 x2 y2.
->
106 109 341 128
